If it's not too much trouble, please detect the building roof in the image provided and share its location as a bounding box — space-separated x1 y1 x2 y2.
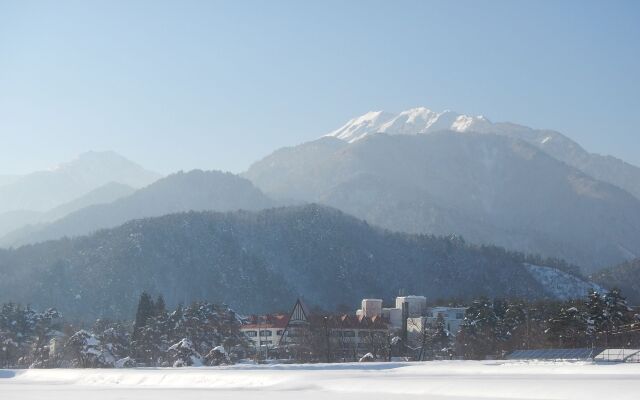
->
310 314 389 330
507 348 602 360
241 314 289 330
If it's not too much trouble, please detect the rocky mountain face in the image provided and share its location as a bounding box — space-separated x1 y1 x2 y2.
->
246 117 640 271
0 205 599 320
0 169 275 247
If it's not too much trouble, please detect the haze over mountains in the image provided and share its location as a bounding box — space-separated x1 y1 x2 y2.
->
0 170 274 247
0 151 159 214
246 107 640 271
0 182 136 238
1 106 639 311
0 205 599 320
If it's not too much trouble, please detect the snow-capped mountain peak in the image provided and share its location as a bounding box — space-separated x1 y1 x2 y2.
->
328 111 396 143
325 107 492 142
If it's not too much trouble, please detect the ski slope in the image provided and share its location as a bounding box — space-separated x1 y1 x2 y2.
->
1 360 639 400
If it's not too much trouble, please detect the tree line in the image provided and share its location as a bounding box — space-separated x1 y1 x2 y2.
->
416 289 640 360
0 292 248 368
1 289 638 368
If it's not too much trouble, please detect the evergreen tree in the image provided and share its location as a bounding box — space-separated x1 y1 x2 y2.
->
546 304 587 348
155 295 167 317
95 321 131 366
421 314 452 360
62 330 114 368
133 292 155 339
499 301 527 353
602 288 633 346
456 298 498 359
585 290 606 345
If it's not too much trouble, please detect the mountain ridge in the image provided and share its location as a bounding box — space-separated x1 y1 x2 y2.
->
0 151 161 214
0 204 601 320
325 107 640 199
245 131 640 271
0 169 275 248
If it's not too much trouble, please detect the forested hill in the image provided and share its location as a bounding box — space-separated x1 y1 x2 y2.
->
0 205 598 320
592 258 640 305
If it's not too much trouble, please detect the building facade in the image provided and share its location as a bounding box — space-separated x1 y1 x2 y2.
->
407 306 468 337
240 314 289 348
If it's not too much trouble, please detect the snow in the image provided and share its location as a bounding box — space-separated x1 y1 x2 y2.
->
327 111 396 143
115 357 134 368
2 361 639 400
326 107 492 143
524 264 604 300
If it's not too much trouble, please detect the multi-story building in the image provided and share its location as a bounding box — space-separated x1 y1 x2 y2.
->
357 296 427 330
395 295 427 317
321 314 390 359
407 306 468 337
240 314 289 348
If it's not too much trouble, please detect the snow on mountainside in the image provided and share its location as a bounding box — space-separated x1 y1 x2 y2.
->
524 264 604 300
326 107 640 200
326 107 491 143
245 131 640 271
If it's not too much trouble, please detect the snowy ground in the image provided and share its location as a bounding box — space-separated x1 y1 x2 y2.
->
2 360 639 400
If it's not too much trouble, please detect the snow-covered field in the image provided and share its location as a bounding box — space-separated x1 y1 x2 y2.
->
2 360 639 400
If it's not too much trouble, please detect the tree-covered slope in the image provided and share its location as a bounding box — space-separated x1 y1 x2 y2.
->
0 205 599 321
245 133 640 271
591 258 640 305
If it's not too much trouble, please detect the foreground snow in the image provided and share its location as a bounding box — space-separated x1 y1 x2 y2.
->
2 360 639 400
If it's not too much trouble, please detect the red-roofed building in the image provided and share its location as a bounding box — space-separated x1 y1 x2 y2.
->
241 299 391 362
240 313 290 348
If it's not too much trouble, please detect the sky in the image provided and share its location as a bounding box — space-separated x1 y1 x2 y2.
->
1 0 639 175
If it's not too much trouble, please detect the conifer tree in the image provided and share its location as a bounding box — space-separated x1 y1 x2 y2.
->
133 292 155 339
155 295 167 316
602 288 632 346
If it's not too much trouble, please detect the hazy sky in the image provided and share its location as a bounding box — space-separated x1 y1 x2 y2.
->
1 0 639 175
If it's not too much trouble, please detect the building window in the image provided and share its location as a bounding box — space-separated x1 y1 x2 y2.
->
259 330 272 337
245 331 257 337
276 330 284 336
456 313 464 320
343 330 355 337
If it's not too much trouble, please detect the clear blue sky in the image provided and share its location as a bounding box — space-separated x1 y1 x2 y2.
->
1 0 639 175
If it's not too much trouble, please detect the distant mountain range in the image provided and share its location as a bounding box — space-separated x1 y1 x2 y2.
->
245 108 640 272
0 182 135 238
0 170 274 247
325 107 640 201
0 205 601 320
0 151 160 214
0 174 20 188
1 107 638 308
